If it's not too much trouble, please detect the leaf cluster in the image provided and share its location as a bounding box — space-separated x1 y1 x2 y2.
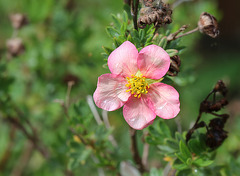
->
145 120 225 176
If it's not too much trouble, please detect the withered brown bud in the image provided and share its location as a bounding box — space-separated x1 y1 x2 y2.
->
214 80 228 96
167 55 181 76
209 98 228 111
63 73 80 85
10 13 28 30
206 128 228 149
138 2 172 29
6 38 25 57
142 0 156 8
198 12 219 38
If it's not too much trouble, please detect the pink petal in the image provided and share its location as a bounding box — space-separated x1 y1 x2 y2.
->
148 83 180 119
93 74 131 111
108 41 138 77
138 45 170 79
123 95 156 130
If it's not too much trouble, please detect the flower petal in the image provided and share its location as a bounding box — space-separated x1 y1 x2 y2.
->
123 96 156 130
148 83 180 119
108 41 138 77
93 74 131 111
138 45 170 79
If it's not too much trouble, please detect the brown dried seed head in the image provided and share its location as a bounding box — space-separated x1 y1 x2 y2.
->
6 38 25 57
10 13 28 29
198 12 219 38
214 80 228 96
167 55 181 76
138 2 172 29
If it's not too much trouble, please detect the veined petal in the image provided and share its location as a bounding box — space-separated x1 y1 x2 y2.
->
93 74 131 111
123 95 156 130
148 83 180 119
108 41 138 77
138 45 170 79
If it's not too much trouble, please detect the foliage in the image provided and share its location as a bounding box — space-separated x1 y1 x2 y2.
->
0 0 240 176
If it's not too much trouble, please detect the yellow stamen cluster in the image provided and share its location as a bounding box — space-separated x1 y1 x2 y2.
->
125 74 150 98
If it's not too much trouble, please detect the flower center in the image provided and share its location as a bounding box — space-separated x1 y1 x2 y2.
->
125 74 150 98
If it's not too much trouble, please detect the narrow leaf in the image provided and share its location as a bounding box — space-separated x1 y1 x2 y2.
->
158 37 167 49
179 141 192 159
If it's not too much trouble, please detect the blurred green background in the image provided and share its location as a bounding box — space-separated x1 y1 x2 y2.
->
0 0 240 175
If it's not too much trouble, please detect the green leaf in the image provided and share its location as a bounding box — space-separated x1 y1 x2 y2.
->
146 24 155 35
166 49 178 57
139 29 146 42
113 37 123 47
176 152 188 164
145 35 154 45
102 46 114 55
173 162 188 171
127 34 133 43
106 27 120 38
175 132 185 142
112 14 121 29
158 37 167 49
193 158 214 167
122 10 128 24
176 169 192 176
165 138 179 150
148 126 162 137
186 158 192 165
188 139 204 155
159 121 171 138
132 29 139 40
68 148 92 170
145 136 159 145
179 140 192 159
158 145 176 153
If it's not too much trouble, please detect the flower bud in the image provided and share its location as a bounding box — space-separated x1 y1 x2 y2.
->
6 38 25 57
10 13 28 30
198 12 219 38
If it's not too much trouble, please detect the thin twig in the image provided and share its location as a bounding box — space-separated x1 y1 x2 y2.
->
10 141 34 176
131 0 139 30
173 27 199 40
0 126 16 172
142 131 149 169
142 143 149 168
91 155 105 176
65 81 75 108
163 162 172 176
129 127 145 173
86 95 103 125
4 117 49 158
175 117 182 133
186 112 202 141
102 110 118 147
167 25 189 41
69 127 88 145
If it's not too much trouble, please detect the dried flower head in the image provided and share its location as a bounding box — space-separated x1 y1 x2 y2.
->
10 13 28 30
138 1 172 29
198 12 219 38
214 80 228 96
63 73 80 85
6 38 25 57
167 55 181 76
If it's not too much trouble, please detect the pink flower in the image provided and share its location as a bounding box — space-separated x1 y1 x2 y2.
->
93 41 180 130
